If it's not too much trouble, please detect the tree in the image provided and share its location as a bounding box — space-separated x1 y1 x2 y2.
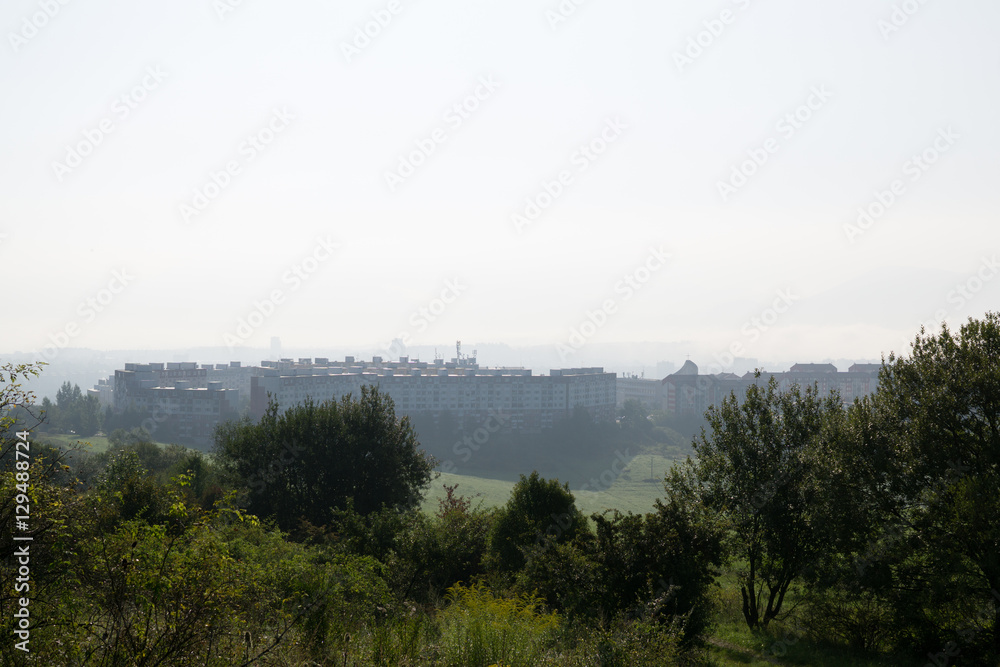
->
214 385 436 531
853 315 1000 656
486 471 586 577
45 381 101 436
688 374 846 629
619 398 654 435
1 361 45 441
588 498 723 643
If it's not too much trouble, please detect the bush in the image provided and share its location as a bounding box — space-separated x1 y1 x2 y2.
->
802 586 893 653
487 472 586 579
439 583 559 667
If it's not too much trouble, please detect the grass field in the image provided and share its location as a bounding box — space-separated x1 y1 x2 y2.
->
421 452 679 516
33 433 173 454
33 433 113 453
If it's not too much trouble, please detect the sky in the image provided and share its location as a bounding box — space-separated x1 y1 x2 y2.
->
3 0 999 369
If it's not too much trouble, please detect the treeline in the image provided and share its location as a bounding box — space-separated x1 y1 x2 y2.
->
37 382 102 437
1 381 699 665
34 381 233 448
414 399 692 482
674 314 1000 663
0 313 998 665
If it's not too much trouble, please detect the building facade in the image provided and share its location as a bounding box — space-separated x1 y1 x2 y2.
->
616 374 663 410
250 358 617 433
110 362 261 446
105 357 616 445
661 361 882 418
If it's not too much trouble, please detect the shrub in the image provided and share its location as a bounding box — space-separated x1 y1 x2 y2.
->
487 472 586 579
439 583 559 667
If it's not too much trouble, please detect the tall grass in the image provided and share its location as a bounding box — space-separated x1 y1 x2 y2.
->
438 583 559 667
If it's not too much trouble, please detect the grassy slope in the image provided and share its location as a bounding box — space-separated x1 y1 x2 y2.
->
34 433 174 454
34 433 113 453
421 452 678 517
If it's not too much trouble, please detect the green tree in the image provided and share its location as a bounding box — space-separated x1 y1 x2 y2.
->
487 471 586 578
851 315 1000 657
688 374 846 629
619 398 653 435
588 499 724 643
45 381 100 436
214 385 436 531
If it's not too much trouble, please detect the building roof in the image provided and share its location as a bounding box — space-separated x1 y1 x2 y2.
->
673 360 699 376
789 363 837 373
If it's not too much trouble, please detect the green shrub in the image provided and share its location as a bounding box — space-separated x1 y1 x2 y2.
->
439 583 559 667
487 472 586 579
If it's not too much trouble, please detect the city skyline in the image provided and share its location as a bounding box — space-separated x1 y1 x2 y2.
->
4 0 999 370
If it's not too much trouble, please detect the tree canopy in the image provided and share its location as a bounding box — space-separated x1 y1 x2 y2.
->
679 373 847 629
213 385 436 531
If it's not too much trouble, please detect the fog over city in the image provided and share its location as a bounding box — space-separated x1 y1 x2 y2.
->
4 0 999 372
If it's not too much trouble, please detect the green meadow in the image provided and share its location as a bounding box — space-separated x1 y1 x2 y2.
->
422 452 679 517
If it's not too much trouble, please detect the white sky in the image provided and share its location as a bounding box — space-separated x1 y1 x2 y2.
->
3 0 999 365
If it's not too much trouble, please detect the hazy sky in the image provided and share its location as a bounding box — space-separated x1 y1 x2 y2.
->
3 0 999 366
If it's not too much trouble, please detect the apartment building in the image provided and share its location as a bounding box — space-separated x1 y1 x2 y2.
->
250 358 617 432
661 360 882 417
616 374 663 410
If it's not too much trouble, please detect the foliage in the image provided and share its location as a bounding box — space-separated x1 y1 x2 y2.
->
688 374 846 629
560 618 683 667
438 583 559 667
0 362 45 436
214 385 437 531
487 472 586 579
398 484 495 602
826 315 1000 660
619 399 654 436
37 381 102 437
